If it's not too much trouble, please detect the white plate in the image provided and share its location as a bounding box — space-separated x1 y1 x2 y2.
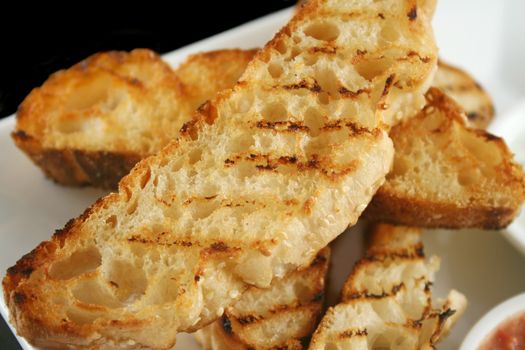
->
1 2 525 349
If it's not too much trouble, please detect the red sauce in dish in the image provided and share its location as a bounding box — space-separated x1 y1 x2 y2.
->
479 312 525 350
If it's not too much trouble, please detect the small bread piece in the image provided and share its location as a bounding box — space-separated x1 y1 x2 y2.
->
12 48 257 188
365 88 525 229
433 60 494 128
309 224 467 350
3 0 437 348
194 247 330 350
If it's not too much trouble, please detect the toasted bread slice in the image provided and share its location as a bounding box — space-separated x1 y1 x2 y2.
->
3 0 437 348
194 247 330 350
365 88 525 229
434 60 494 129
309 224 467 350
12 48 257 189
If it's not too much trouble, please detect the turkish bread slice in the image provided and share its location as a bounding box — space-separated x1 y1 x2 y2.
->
194 247 330 350
365 88 525 229
12 48 257 189
433 60 494 129
3 0 437 348
309 224 467 350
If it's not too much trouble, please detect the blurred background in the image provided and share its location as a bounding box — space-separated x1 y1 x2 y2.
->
0 2 293 119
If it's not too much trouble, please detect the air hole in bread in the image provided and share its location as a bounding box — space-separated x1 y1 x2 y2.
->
48 246 101 280
237 162 258 179
230 134 254 153
354 57 392 81
324 343 338 350
420 112 443 131
139 167 151 189
171 158 184 172
371 334 390 350
380 20 401 43
64 76 111 111
72 280 121 307
127 199 138 215
316 68 341 97
457 169 480 187
262 102 288 122
318 92 330 105
106 260 147 303
188 148 203 165
392 157 409 177
105 215 118 228
57 118 104 134
304 21 340 42
304 54 319 66
274 39 288 54
268 62 284 79
66 308 100 324
304 107 324 137
290 47 301 60
192 200 220 220
146 271 181 304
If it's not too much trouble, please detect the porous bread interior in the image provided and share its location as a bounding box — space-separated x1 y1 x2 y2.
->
16 49 257 157
386 88 524 210
194 248 330 350
4 0 437 348
309 224 467 350
17 49 187 155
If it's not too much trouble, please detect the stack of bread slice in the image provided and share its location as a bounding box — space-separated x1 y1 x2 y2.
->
3 0 524 349
309 224 467 350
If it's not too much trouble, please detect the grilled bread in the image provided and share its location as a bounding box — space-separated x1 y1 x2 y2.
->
194 247 330 350
365 88 525 229
433 60 494 129
12 48 257 189
3 0 437 348
309 224 467 350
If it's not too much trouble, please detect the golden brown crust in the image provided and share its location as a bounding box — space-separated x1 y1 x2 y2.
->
434 60 494 128
3 0 436 347
12 130 141 188
365 88 525 229
12 49 257 189
195 249 330 350
365 191 517 229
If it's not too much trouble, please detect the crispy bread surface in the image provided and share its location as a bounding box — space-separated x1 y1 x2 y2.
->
4 0 436 348
309 224 467 350
366 88 525 229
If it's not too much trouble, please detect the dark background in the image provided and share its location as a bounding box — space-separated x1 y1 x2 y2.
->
0 2 292 347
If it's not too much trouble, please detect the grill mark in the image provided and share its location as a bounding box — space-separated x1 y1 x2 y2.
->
221 315 233 335
338 329 368 338
338 87 370 98
309 46 337 55
407 50 432 63
233 302 320 328
281 79 322 93
382 74 396 97
127 235 195 247
407 5 417 21
346 282 405 300
364 245 424 261
255 120 310 132
237 314 259 325
352 49 368 64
